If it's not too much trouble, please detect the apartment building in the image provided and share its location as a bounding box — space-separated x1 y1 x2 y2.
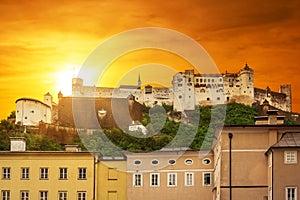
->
0 139 95 200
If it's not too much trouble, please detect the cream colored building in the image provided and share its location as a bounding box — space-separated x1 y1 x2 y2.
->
125 150 214 200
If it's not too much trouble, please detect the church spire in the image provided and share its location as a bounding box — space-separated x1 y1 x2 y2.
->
138 73 141 89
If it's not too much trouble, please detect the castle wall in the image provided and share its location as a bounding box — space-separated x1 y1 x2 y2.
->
15 98 51 126
254 85 292 112
69 64 291 113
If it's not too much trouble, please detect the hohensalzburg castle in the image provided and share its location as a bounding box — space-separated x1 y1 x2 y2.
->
70 64 291 112
15 64 292 126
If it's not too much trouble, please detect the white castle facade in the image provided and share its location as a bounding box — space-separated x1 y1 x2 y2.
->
15 64 292 126
71 64 292 112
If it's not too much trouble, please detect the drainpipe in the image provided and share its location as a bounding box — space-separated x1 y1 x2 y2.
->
228 133 233 200
93 154 97 200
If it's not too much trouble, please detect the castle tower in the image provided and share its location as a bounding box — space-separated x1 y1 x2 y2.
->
72 78 83 96
238 63 254 101
44 92 53 108
279 84 292 112
172 70 195 111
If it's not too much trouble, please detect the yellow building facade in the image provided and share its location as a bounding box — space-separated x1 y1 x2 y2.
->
0 151 95 199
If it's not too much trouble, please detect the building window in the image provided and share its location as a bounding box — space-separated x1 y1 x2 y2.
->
59 168 68 180
21 168 29 179
203 172 212 186
2 168 10 179
133 173 142 187
1 190 10 200
77 191 86 200
285 151 297 164
185 159 193 165
167 173 177 187
20 191 29 200
58 191 68 200
40 168 48 180
78 168 87 180
150 173 160 187
286 187 297 200
202 158 211 165
151 159 159 165
134 160 141 166
168 159 176 165
185 172 194 186
39 191 48 200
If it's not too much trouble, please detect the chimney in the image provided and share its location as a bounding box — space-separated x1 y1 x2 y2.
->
65 144 80 152
10 137 26 151
254 110 284 125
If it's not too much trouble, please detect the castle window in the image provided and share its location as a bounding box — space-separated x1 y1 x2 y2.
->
196 79 199 82
208 79 210 82
200 89 205 93
227 97 230 101
188 78 191 82
212 79 214 82
217 97 220 100
200 79 203 83
178 95 182 99
207 98 210 101
219 78 222 82
31 110 34 113
204 79 206 83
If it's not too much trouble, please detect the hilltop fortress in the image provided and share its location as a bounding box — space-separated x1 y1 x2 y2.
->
70 64 292 112
15 64 292 128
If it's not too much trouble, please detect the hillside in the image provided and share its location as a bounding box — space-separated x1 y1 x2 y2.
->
0 103 298 153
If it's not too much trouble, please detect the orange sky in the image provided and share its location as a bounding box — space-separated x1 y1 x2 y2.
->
0 0 300 119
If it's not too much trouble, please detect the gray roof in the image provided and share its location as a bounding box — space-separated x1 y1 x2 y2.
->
272 132 300 147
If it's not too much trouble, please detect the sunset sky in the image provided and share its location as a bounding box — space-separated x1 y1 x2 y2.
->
0 0 299 119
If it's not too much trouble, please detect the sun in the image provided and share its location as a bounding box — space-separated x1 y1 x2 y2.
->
55 64 80 96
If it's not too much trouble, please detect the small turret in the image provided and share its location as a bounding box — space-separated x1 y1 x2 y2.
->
44 92 53 108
